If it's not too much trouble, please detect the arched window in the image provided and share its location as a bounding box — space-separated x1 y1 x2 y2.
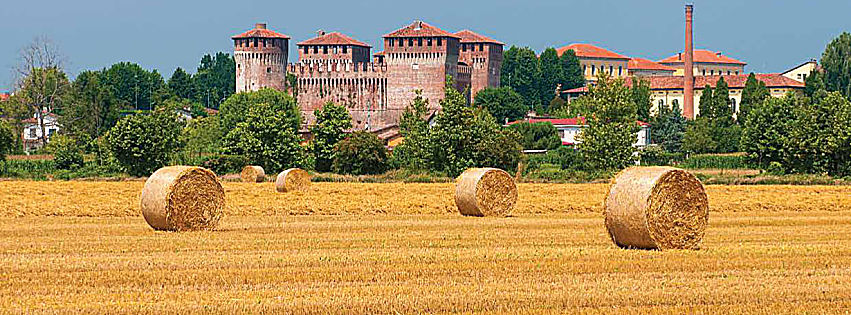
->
591 65 596 75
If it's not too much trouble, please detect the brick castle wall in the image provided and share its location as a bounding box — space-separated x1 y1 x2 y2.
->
234 38 288 93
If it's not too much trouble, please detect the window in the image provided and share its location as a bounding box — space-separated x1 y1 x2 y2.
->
591 65 596 75
437 38 442 46
270 40 275 47
702 69 706 76
303 46 309 54
267 67 271 73
323 46 328 54
48 129 55 137
710 70 714 75
313 46 318 54
583 65 587 74
408 38 414 46
427 38 432 46
418 38 423 46
735 71 739 75
479 43 484 51
399 38 404 47
29 128 36 138
388 39 394 47
462 44 466 52
237 64 240 69
797 73 802 80
727 70 731 75
253 38 258 47
343 46 348 53
609 66 613 74
619 66 622 76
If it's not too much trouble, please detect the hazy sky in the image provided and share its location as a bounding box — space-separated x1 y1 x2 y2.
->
1 0 849 91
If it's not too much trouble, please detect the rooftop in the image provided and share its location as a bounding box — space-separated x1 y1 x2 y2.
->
232 23 290 40
658 49 746 65
632 73 803 90
507 117 650 127
629 58 676 71
384 20 460 38
298 31 370 47
454 30 504 45
556 43 630 60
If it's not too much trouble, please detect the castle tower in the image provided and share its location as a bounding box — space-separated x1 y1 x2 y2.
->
232 23 290 93
455 30 504 99
297 30 372 65
383 20 462 115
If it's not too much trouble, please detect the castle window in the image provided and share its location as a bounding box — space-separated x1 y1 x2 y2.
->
479 43 484 51
388 39 394 47
427 38 432 46
437 38 442 46
323 46 328 54
399 38 404 47
409 38 414 46
333 46 338 54
253 38 258 47
618 66 622 76
727 70 731 75
270 40 274 47
702 69 706 76
672 99 679 108
343 46 348 53
583 65 586 74
609 66 613 74
267 67 271 73
303 46 308 54
313 46 318 54
418 38 423 46
462 44 466 52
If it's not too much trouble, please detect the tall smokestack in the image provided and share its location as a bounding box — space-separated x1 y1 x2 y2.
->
683 4 695 119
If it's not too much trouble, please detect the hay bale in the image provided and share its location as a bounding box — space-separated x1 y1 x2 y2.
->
140 166 224 231
240 165 265 182
455 168 518 217
276 168 311 192
604 166 709 250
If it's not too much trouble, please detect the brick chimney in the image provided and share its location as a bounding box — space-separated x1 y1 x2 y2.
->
316 29 326 37
683 4 695 119
255 23 267 30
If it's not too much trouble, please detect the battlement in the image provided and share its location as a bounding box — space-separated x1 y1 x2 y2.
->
457 63 472 74
288 62 388 76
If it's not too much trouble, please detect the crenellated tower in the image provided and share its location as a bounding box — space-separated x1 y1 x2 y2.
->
455 30 504 99
232 23 289 93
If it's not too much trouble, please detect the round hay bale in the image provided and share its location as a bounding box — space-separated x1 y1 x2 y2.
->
604 166 709 250
276 168 311 192
140 166 224 231
240 165 265 182
455 168 518 217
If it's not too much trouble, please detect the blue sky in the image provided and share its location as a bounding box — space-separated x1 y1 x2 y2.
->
1 0 849 91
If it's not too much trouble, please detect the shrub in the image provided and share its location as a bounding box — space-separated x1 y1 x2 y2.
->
509 122 562 150
332 131 388 175
0 120 14 162
681 153 751 169
105 110 184 176
221 101 308 174
198 154 249 175
638 145 685 166
49 135 84 170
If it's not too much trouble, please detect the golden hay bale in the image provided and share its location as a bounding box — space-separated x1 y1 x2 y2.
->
604 166 709 250
455 168 518 217
240 165 265 182
275 168 311 192
140 166 224 231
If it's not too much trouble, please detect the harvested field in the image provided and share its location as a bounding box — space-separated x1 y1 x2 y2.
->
2 181 851 217
1 212 850 313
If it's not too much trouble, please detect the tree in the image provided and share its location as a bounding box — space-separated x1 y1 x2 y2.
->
509 122 561 150
558 49 585 91
48 135 84 170
538 48 562 107
194 52 236 108
500 46 519 89
741 95 796 170
738 73 770 123
332 131 388 175
168 67 194 100
0 120 14 162
712 77 734 124
13 37 69 147
473 87 526 124
682 118 718 154
310 102 352 172
631 76 652 122
218 88 300 133
392 90 431 171
690 78 739 153
549 95 567 113
105 110 184 176
698 84 713 119
820 32 851 99
181 115 223 159
61 70 119 141
102 62 167 110
804 68 826 99
576 73 639 171
651 103 687 153
788 91 851 176
504 47 540 107
221 102 307 173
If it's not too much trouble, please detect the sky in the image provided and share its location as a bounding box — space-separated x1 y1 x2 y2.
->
1 0 850 91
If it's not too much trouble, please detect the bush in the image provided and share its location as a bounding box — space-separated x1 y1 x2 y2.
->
0 120 14 162
681 153 751 169
509 122 562 150
105 110 184 176
638 145 685 166
48 135 84 170
332 131 388 175
221 101 308 174
198 154 249 175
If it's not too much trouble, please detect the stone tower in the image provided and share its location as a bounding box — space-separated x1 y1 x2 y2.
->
232 23 290 93
455 30 504 99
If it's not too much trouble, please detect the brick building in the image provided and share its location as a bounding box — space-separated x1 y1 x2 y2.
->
232 21 504 138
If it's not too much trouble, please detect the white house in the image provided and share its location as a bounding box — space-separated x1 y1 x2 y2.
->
22 112 60 151
507 117 651 147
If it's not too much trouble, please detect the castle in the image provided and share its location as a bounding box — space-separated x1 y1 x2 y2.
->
232 21 504 139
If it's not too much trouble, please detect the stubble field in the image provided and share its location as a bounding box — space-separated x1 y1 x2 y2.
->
1 181 850 313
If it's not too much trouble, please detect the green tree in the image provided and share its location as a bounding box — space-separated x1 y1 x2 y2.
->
741 95 796 170
682 118 718 154
631 76 652 122
500 46 519 89
48 135 84 170
549 95 567 113
712 77 734 124
180 115 223 158
503 47 540 107
310 102 352 172
61 70 119 140
509 122 561 150
332 131 388 175
698 84 714 119
804 68 826 99
105 110 184 176
788 91 851 176
0 120 14 162
218 88 300 133
538 48 562 107
168 67 194 100
738 73 770 123
558 49 585 91
102 62 167 110
820 32 851 99
221 102 307 173
14 67 70 147
651 103 687 153
392 91 431 170
194 52 236 109
473 87 526 123
576 73 639 171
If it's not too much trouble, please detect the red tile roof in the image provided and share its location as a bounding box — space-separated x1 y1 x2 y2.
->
232 23 290 39
556 43 630 60
629 58 676 71
629 73 803 90
297 32 370 47
373 51 384 56
454 30 504 45
384 21 459 38
507 117 649 127
658 49 746 65
563 87 588 93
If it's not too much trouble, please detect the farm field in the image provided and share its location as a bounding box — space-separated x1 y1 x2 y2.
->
1 181 851 313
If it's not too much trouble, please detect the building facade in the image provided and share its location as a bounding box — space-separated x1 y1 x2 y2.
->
658 49 746 76
628 58 676 76
782 60 818 83
232 21 503 136
556 43 630 82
